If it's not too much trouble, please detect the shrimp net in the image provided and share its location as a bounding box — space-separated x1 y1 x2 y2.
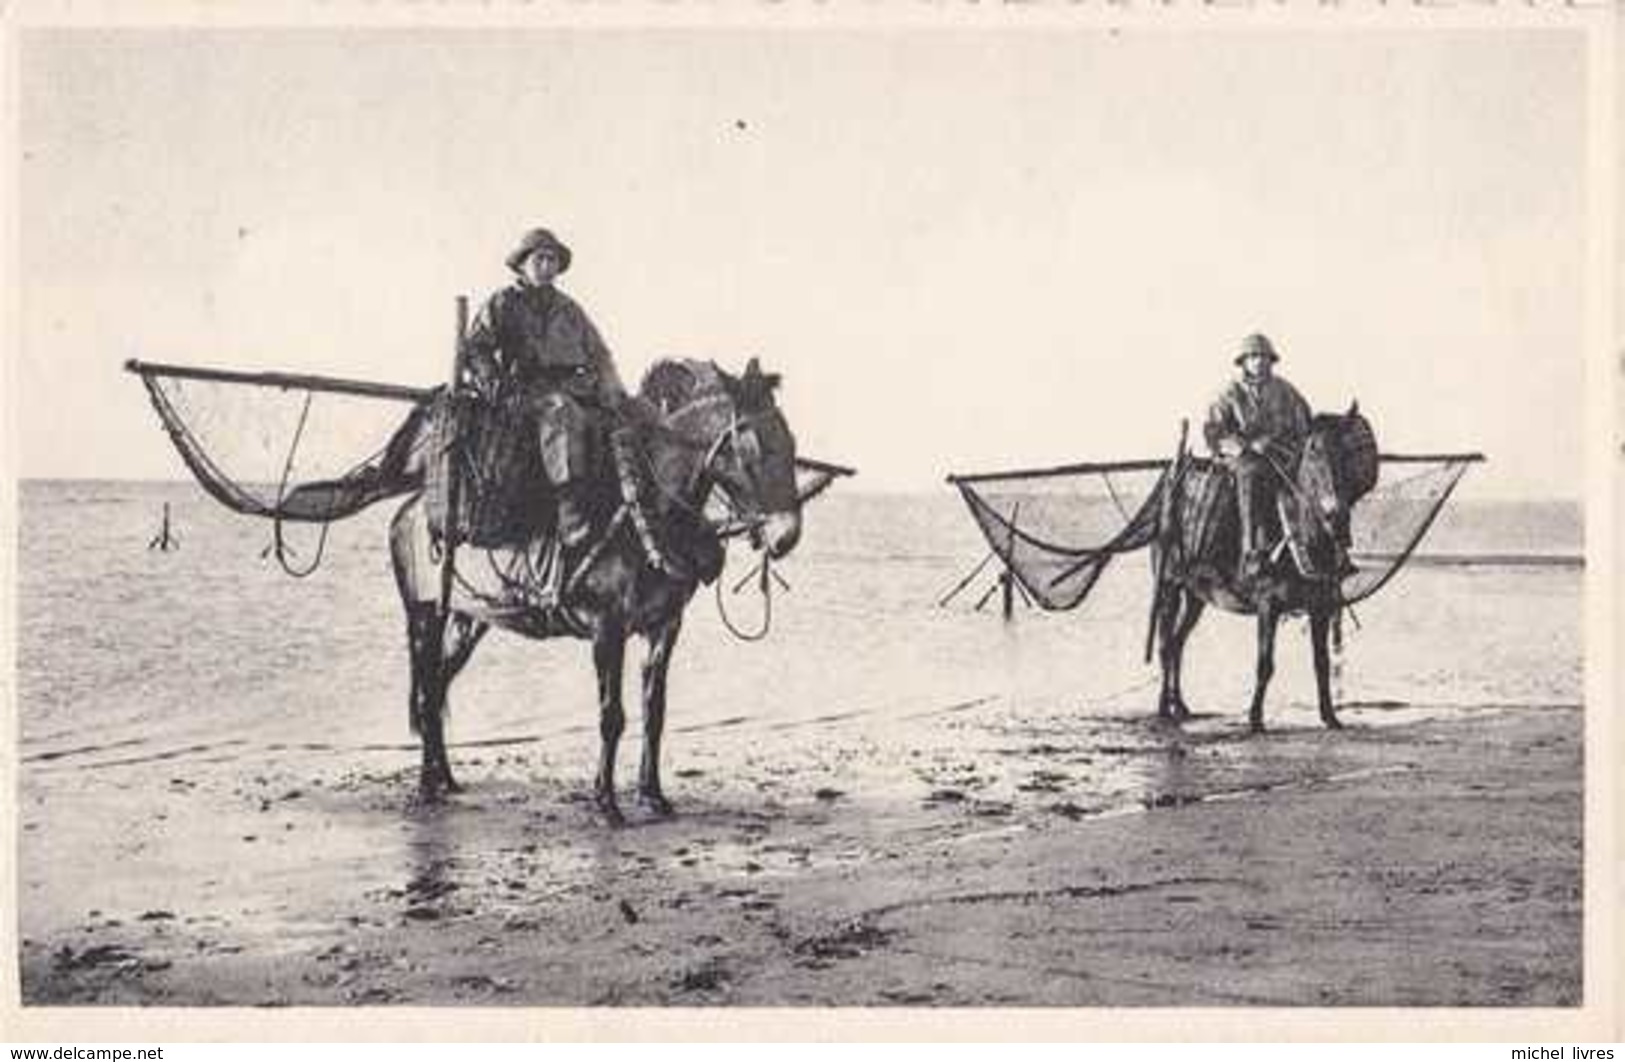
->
949 450 1479 611
131 360 854 547
131 362 431 523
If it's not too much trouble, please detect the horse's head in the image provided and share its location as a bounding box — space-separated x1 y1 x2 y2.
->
640 357 802 559
1298 401 1378 560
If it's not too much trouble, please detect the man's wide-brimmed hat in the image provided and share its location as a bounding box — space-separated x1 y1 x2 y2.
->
505 228 573 274
1234 332 1280 365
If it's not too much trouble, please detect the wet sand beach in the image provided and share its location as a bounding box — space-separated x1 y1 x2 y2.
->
18 701 1581 1008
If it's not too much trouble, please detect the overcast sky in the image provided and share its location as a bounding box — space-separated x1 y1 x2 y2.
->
14 21 1592 497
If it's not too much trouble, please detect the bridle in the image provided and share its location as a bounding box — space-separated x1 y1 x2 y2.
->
1261 419 1356 576
654 382 792 641
657 389 780 541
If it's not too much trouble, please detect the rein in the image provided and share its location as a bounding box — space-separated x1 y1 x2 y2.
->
1261 431 1357 576
647 386 784 640
714 551 782 642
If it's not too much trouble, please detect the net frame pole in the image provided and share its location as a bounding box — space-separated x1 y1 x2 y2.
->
124 359 433 403
937 546 995 607
946 458 1169 486
1144 420 1187 664
438 297 470 620
1000 501 1022 621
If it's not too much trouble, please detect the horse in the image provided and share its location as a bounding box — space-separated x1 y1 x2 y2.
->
381 357 802 822
1150 404 1378 732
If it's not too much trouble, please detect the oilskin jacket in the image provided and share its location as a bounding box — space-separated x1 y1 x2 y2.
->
462 281 627 408
1203 374 1311 459
461 281 628 487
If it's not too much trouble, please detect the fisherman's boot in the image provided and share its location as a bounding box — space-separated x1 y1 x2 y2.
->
534 485 595 605
1233 459 1269 587
1240 547 1267 587
1236 501 1265 586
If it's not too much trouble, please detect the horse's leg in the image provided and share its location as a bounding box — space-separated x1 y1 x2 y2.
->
444 614 489 683
406 604 453 801
1166 591 1205 723
1248 602 1280 733
1154 582 1181 721
1309 606 1343 730
428 614 490 793
592 624 628 826
637 616 683 816
391 499 464 801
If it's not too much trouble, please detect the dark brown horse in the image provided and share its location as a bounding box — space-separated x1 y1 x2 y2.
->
385 358 802 821
1151 405 1377 732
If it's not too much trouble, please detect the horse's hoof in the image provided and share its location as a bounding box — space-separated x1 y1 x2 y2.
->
443 777 465 794
1156 701 1185 724
638 792 675 818
1248 722 1266 735
1322 716 1344 731
596 797 626 827
412 784 446 808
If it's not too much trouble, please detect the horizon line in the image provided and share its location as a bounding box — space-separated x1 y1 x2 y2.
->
11 474 1587 507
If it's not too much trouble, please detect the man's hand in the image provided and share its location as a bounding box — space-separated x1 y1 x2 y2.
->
1218 437 1247 459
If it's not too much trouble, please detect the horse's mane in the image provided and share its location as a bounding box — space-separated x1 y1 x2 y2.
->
638 358 781 419
1307 405 1379 503
639 360 720 415
1309 411 1347 434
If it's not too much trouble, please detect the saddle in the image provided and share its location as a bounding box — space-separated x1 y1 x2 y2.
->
423 390 725 585
1166 459 1328 582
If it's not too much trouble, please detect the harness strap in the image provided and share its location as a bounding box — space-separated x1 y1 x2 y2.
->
563 504 631 600
1261 445 1356 579
610 427 689 580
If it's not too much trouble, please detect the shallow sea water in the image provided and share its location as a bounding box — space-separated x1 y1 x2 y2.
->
17 483 1581 775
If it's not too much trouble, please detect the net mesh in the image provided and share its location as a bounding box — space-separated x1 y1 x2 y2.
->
137 369 425 522
1341 455 1475 604
952 462 1168 610
952 451 1477 611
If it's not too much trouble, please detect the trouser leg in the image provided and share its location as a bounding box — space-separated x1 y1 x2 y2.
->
1232 453 1268 578
535 392 598 550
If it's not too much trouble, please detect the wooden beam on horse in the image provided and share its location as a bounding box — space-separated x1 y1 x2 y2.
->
795 457 857 478
1144 420 1188 664
437 297 470 620
124 358 434 404
1378 452 1487 464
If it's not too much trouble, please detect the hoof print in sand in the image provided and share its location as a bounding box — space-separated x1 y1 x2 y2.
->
793 919 892 968
673 960 730 994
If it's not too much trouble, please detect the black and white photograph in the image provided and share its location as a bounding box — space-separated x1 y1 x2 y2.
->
3 0 1617 1040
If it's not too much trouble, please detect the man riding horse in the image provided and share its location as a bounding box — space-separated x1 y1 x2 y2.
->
1202 332 1315 586
459 226 626 558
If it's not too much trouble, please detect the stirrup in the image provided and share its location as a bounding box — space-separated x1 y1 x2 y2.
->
1237 548 1268 584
